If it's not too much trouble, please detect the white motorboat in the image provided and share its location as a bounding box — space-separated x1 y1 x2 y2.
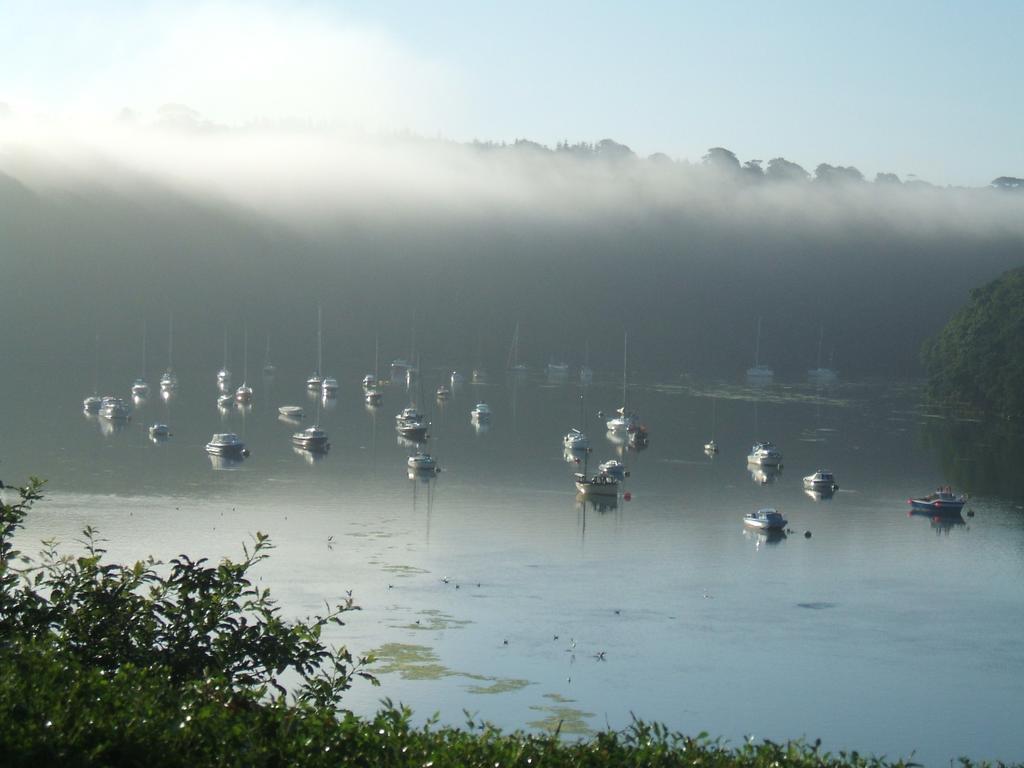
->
99 396 131 420
160 371 178 391
131 378 149 398
747 441 783 466
292 426 330 452
218 393 235 408
470 403 491 422
803 469 839 492
563 428 589 450
278 405 304 418
362 374 378 389
574 470 620 497
205 432 247 457
746 317 774 383
83 395 103 414
598 459 627 479
407 452 438 471
704 439 719 455
744 508 787 530
396 407 425 425
365 389 382 406
148 423 170 439
321 377 339 396
436 384 451 400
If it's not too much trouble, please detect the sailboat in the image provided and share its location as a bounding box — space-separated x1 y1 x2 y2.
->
564 392 590 450
83 334 103 413
704 396 719 454
320 313 338 396
306 307 324 390
217 325 232 390
234 327 253 402
292 390 329 452
262 334 275 377
746 317 774 383
807 324 838 385
159 314 178 393
507 321 528 374
606 332 639 433
131 321 150 398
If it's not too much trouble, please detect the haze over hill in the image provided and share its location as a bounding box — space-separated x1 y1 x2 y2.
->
2 115 1023 385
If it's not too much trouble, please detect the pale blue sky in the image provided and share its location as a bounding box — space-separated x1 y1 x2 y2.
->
1 0 1021 185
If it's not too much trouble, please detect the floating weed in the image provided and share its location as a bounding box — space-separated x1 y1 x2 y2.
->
392 609 473 632
527 696 595 736
381 564 431 578
464 677 531 695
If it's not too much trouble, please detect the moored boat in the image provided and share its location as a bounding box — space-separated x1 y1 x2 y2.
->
563 427 589 450
574 470 620 497
278 405 304 419
407 452 438 471
908 488 966 514
470 403 491 422
744 507 787 530
803 469 838 492
292 426 330 452
205 432 247 457
747 441 782 466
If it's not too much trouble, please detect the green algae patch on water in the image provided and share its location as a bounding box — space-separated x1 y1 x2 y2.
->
391 608 473 632
369 643 452 681
527 693 595 736
463 675 531 695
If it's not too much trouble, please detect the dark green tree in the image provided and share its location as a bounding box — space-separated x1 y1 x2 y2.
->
922 266 1024 416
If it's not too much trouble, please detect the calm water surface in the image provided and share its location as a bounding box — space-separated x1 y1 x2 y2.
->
4 368 1023 766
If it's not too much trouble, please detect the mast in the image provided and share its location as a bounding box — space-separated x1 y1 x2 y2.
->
754 317 762 368
316 306 323 375
621 331 628 410
141 320 147 379
507 322 520 370
167 314 174 372
374 333 379 379
242 326 248 385
816 323 825 370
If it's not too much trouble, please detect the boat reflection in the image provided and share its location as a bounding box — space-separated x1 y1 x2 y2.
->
208 454 245 470
293 445 329 464
98 418 128 437
278 414 304 426
804 487 835 502
743 527 787 547
472 420 491 435
160 388 176 403
908 509 967 533
575 493 618 514
749 464 783 485
563 447 586 465
397 434 427 449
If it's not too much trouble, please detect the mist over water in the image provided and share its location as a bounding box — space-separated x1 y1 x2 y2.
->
2 124 1023 386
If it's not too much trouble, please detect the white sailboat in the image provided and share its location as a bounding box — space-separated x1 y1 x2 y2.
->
262 334 275 377
131 321 150 398
159 314 178 393
306 307 324 390
807 324 838 385
746 317 774 383
217 325 232 390
606 332 639 433
234 327 253 402
507 321 528 374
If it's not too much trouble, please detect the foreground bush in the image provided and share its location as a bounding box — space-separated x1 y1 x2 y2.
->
0 479 1009 767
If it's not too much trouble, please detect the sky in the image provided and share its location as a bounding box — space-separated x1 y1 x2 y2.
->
1 0 1022 186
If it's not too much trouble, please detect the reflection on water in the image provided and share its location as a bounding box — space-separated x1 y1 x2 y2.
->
907 509 968 533
749 464 783 485
208 454 245 470
804 488 835 502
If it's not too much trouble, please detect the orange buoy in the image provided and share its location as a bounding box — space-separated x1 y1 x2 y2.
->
623 491 632 501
